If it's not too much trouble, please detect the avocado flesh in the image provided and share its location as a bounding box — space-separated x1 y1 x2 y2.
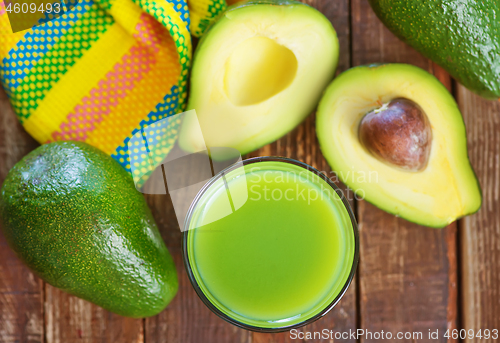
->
0 141 178 318
369 0 500 100
317 64 482 228
180 0 338 155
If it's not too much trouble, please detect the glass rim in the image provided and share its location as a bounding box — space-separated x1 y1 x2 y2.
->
181 156 360 333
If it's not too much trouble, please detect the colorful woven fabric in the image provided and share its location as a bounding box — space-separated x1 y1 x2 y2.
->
189 0 226 37
0 0 228 184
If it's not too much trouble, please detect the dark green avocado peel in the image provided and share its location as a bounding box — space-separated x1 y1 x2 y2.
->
0 141 178 318
369 0 500 99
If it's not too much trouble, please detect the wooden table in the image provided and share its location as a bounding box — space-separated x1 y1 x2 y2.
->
1 0 499 342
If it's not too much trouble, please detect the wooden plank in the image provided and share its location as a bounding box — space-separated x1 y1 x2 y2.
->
44 285 144 343
247 116 358 343
0 89 44 343
144 193 252 343
457 86 500 343
249 1 357 342
351 1 458 342
147 0 356 342
146 0 355 341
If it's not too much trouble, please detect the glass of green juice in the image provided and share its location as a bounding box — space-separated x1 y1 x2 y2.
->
182 156 359 332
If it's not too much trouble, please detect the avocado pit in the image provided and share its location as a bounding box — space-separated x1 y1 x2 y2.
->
359 98 432 171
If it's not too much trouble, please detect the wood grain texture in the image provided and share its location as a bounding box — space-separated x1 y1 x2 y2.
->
0 89 44 343
457 85 500 343
351 1 458 342
249 1 357 342
246 116 358 343
144 192 251 343
44 285 144 343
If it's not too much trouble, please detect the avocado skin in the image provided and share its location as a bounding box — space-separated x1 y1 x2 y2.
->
369 0 500 99
0 141 178 318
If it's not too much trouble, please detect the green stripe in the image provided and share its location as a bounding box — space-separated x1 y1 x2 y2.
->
195 0 225 36
13 4 114 121
93 0 114 12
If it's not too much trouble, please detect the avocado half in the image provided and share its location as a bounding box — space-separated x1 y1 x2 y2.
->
180 0 339 155
316 64 482 228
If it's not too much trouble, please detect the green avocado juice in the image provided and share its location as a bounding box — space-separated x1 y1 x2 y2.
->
184 158 358 330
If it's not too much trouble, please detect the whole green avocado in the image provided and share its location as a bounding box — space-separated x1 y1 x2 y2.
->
0 141 178 318
369 0 500 99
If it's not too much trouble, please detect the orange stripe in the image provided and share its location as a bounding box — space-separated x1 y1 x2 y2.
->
48 14 163 142
49 43 157 142
84 30 180 154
